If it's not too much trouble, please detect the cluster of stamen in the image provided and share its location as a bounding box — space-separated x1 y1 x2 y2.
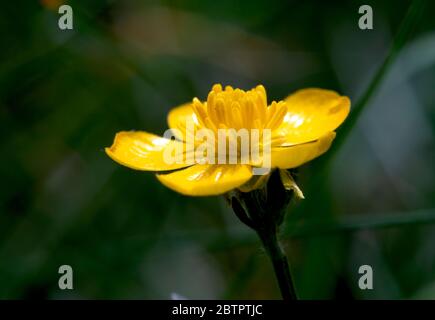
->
177 84 288 165
192 84 287 132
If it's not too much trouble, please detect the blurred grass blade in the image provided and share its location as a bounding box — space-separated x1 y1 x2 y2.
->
327 0 427 159
158 209 435 251
286 208 435 238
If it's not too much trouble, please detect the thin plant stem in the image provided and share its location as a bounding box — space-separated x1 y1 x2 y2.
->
228 182 298 300
257 229 298 300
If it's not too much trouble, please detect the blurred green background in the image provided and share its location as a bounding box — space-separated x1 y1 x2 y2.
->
1 0 435 299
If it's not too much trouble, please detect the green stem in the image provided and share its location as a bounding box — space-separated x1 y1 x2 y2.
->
228 171 298 300
257 229 298 300
232 198 298 299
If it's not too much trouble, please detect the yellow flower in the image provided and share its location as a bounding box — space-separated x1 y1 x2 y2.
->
106 84 350 196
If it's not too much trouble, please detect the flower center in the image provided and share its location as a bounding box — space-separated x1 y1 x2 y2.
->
191 84 288 132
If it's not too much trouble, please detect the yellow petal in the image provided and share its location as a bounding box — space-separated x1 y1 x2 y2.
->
105 131 191 171
156 164 253 196
276 88 350 145
167 103 197 141
270 132 336 169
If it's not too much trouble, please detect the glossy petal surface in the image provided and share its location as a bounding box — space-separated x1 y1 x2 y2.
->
106 131 191 171
167 103 198 141
157 164 253 196
270 132 336 169
276 89 350 145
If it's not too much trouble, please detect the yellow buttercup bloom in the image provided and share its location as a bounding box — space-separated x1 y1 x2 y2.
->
106 84 350 196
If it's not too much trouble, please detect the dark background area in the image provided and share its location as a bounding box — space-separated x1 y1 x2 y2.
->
0 0 434 299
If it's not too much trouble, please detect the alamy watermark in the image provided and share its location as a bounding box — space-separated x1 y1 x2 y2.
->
358 5 373 30
358 265 373 290
162 118 271 176
58 5 73 30
58 264 73 290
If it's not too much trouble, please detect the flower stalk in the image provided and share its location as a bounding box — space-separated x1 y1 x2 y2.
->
257 227 297 300
227 170 299 300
